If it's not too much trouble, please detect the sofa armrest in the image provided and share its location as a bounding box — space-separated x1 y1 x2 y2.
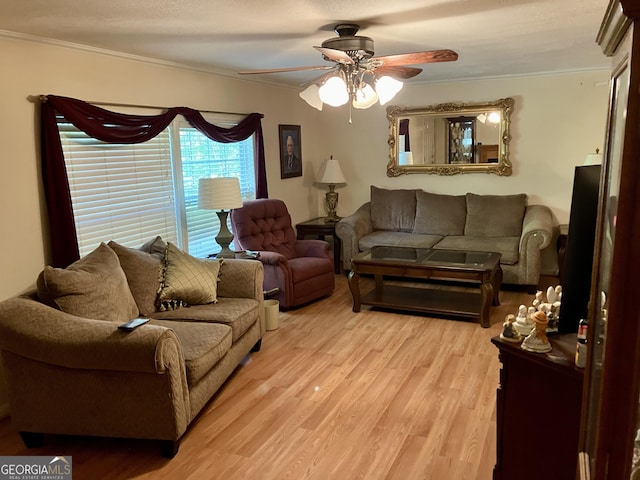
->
294 239 331 259
521 205 554 251
217 258 265 301
517 204 555 285
335 202 373 271
0 296 182 374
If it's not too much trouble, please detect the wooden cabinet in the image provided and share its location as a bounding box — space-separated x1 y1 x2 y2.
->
492 335 583 480
578 2 640 478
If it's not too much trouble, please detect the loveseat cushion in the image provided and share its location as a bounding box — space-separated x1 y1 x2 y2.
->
150 297 260 342
370 186 417 232
359 231 442 250
434 235 520 265
151 319 232 386
36 243 139 323
413 191 466 236
158 243 222 311
108 241 162 317
464 193 527 237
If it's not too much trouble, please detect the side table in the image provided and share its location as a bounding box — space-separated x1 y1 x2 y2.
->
295 217 341 273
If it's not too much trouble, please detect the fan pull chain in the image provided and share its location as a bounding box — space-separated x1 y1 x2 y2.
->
349 102 353 124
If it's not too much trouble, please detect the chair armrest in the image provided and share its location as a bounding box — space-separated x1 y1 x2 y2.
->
294 239 331 258
0 297 182 374
217 258 264 301
335 202 372 270
255 250 288 266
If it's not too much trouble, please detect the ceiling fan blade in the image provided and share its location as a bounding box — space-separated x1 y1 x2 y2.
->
374 65 423 79
376 49 458 66
238 65 334 75
313 46 355 65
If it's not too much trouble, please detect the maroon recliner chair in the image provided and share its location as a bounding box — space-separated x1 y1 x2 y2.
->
230 199 335 309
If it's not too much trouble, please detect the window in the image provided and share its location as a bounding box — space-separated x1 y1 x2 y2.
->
59 113 256 257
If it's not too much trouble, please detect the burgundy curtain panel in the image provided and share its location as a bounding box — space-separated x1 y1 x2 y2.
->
40 95 267 267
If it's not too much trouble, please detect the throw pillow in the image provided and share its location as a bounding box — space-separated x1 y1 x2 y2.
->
108 241 163 316
157 242 223 311
37 243 139 322
140 235 167 255
464 193 527 237
370 186 417 232
413 191 466 236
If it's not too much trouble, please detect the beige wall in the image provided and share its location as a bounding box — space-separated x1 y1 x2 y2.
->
311 71 611 225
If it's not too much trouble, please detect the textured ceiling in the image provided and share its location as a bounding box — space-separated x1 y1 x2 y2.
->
0 0 610 86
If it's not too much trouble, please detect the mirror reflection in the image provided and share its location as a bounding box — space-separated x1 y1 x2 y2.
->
387 98 514 176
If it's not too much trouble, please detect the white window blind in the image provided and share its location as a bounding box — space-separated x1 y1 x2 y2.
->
59 121 178 256
58 111 256 258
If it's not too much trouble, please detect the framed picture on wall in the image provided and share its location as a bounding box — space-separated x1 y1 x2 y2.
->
279 124 302 179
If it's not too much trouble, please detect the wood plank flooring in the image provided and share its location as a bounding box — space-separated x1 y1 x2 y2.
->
0 274 540 480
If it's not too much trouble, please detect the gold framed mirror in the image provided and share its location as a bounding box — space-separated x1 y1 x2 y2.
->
386 97 514 176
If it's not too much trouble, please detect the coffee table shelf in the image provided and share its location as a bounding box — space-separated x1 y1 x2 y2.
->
348 246 502 328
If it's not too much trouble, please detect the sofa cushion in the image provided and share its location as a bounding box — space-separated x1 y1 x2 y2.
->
37 243 139 322
108 241 162 316
359 231 442 251
151 319 232 386
434 236 520 265
370 186 417 232
151 297 260 342
158 243 222 311
464 193 527 237
413 191 466 236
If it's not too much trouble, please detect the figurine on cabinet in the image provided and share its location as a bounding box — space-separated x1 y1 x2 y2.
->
501 314 523 343
514 304 534 335
521 311 553 353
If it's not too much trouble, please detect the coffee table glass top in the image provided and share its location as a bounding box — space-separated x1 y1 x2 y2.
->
358 246 499 268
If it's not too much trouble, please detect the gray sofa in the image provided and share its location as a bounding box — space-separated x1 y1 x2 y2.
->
0 238 265 457
336 186 555 288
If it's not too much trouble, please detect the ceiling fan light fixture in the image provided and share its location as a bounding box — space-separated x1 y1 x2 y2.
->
319 76 349 107
299 84 323 111
375 76 403 105
352 82 378 109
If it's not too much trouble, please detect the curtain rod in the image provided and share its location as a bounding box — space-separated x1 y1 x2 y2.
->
33 95 262 118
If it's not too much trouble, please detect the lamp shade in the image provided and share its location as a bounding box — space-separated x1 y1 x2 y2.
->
319 76 349 107
299 84 323 111
318 157 347 184
375 76 403 105
584 149 603 165
198 177 243 210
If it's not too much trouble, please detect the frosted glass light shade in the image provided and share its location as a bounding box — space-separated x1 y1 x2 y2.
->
319 76 349 107
352 83 378 109
376 76 403 105
198 177 243 210
299 84 323 111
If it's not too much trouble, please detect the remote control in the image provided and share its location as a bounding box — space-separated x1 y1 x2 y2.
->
118 318 149 331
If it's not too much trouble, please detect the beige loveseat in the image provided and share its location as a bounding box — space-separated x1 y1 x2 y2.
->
0 238 265 457
336 186 555 289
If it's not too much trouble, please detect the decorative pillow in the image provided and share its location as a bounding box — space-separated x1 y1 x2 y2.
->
36 243 139 322
413 191 466 236
140 235 167 255
464 193 527 237
108 241 163 316
370 186 417 232
157 242 223 311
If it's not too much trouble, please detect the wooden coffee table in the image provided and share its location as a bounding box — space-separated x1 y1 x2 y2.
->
348 246 502 328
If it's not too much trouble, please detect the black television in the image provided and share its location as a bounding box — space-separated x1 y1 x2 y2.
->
558 164 602 334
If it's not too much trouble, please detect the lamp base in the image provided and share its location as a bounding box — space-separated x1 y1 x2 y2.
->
214 210 236 258
324 184 341 223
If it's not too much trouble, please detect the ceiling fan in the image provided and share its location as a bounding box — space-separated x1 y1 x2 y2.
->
239 23 458 111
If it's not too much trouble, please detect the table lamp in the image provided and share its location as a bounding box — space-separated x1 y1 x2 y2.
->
198 177 243 258
317 156 347 222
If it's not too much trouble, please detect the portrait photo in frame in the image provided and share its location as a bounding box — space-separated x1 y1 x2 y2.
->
279 125 302 179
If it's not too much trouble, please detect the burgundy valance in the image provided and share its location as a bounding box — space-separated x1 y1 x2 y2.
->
40 95 267 267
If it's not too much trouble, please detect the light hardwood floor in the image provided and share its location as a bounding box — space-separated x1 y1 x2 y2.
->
0 274 541 480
